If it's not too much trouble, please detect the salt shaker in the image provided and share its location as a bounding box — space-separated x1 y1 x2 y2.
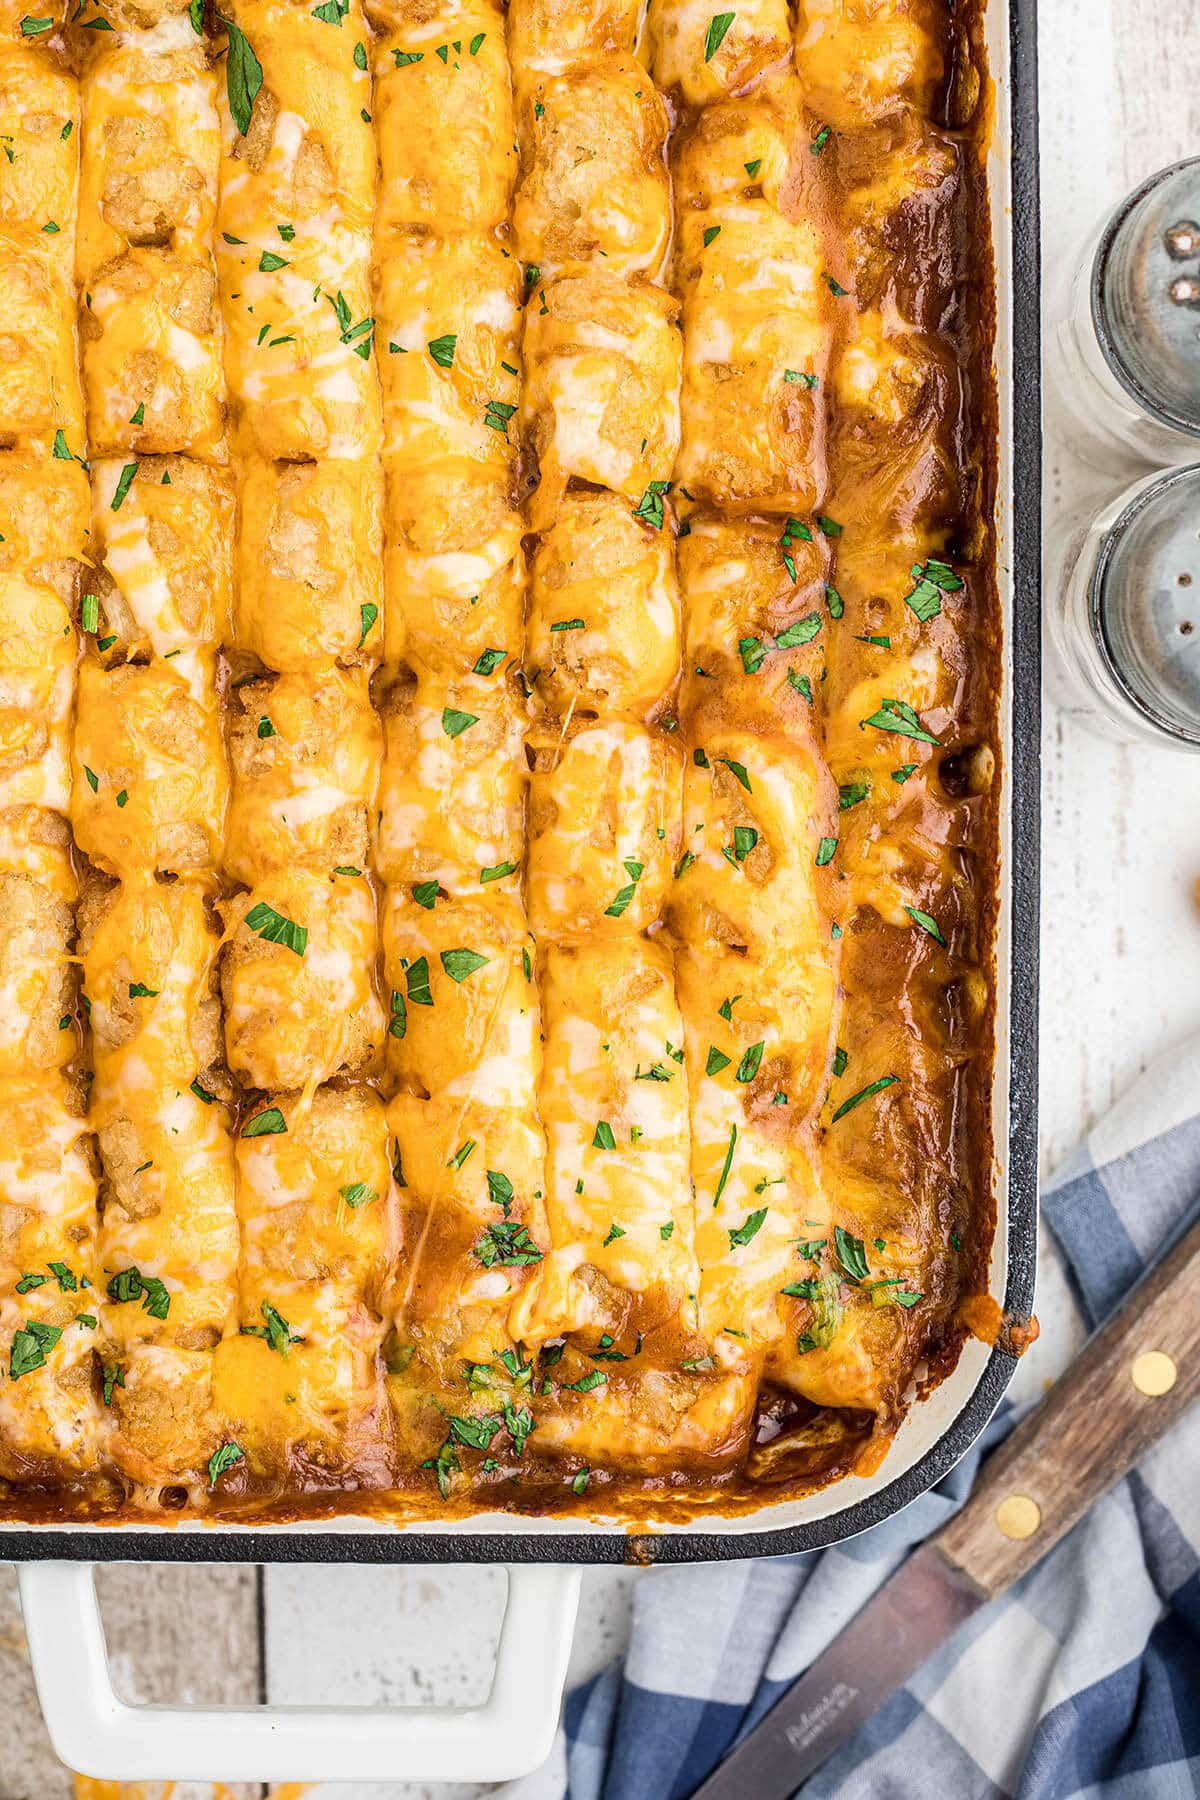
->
1050 159 1200 468
1048 462 1200 749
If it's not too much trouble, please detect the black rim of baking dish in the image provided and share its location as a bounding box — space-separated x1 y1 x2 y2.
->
0 0 1042 1569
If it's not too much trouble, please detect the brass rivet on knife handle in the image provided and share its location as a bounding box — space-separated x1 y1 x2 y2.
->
1131 1350 1177 1395
994 1494 1040 1540
933 1212 1200 1603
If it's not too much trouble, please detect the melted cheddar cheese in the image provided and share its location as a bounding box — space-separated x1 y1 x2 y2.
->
669 726 838 951
221 871 384 1092
648 0 791 105
0 454 89 584
97 1096 240 1362
534 937 697 1325
675 202 832 513
0 0 997 1522
236 457 383 673
75 34 220 276
521 268 682 532
225 667 380 886
526 493 682 721
381 890 536 1098
381 465 523 676
70 654 228 876
0 862 74 1076
373 0 515 235
0 48 78 268
511 55 671 280
215 0 380 461
80 246 227 460
212 1085 393 1475
79 873 224 1107
793 0 945 131
506 0 641 77
0 1077 102 1480
375 675 526 893
526 718 683 940
376 230 520 474
0 570 74 812
0 234 82 456
90 455 235 654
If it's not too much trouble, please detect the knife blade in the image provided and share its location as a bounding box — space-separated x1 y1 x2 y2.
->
691 1208 1200 1800
688 1543 981 1799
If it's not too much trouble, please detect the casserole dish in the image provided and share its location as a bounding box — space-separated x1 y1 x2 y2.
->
9 0 1041 1780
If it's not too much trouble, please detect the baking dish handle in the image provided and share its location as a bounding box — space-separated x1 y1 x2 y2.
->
18 1558 581 1783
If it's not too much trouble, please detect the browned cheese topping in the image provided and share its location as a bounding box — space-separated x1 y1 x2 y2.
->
0 0 997 1522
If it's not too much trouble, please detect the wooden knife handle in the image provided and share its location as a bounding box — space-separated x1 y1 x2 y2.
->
936 1213 1200 1600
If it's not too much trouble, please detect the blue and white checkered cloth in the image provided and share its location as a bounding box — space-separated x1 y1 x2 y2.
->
511 1046 1200 1800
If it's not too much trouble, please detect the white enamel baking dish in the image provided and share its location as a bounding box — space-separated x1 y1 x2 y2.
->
8 0 1042 1779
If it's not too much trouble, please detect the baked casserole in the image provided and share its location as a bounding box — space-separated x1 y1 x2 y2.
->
0 0 999 1521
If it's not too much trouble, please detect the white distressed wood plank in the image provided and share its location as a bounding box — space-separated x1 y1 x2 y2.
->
0 1563 262 1800
261 1563 633 1800
94 1564 262 1714
0 1564 75 1800
265 1562 504 1713
1040 0 1200 1175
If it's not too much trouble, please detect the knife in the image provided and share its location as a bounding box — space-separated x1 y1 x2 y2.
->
692 1212 1200 1800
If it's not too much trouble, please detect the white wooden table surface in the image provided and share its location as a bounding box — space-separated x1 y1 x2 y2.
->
4 2 1200 1794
